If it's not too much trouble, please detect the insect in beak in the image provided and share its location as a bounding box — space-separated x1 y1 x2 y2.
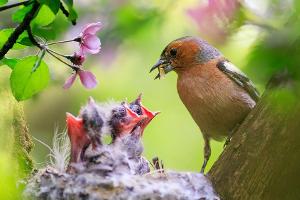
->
150 58 173 79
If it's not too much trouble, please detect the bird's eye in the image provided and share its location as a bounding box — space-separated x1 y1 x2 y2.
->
170 48 177 57
120 108 126 116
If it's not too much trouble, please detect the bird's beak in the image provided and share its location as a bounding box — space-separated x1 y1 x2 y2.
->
119 105 147 134
66 113 90 165
150 58 173 80
140 105 160 121
125 105 141 121
138 104 160 134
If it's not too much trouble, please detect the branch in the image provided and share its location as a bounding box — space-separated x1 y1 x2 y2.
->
0 1 40 60
208 72 300 199
26 26 42 49
0 0 32 12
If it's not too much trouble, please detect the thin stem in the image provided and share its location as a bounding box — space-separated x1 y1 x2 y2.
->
27 26 78 71
47 48 68 58
0 0 31 12
46 38 79 46
27 26 43 49
46 50 77 70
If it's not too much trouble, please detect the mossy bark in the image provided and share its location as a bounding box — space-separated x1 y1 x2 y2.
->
0 77 34 178
209 76 300 199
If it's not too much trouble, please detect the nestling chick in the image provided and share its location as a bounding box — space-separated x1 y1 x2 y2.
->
79 97 104 148
150 36 260 173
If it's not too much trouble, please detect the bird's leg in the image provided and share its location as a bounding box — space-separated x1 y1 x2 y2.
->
200 136 211 174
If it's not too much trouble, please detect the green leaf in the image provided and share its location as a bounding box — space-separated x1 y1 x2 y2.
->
18 36 33 46
32 5 56 26
12 4 33 23
10 56 50 101
32 25 56 40
0 29 30 50
0 57 18 69
61 0 77 24
68 6 77 23
0 0 7 6
62 0 73 7
13 3 58 25
38 0 60 14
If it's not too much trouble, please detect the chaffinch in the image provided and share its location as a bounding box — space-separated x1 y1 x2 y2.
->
150 36 259 173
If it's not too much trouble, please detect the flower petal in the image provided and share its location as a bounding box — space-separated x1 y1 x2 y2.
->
80 44 101 55
82 34 101 53
78 70 98 89
63 73 77 89
82 22 102 36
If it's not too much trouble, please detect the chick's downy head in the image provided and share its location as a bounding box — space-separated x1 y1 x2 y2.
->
110 103 146 139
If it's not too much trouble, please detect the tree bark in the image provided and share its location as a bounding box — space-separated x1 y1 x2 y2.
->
208 75 300 199
0 76 34 178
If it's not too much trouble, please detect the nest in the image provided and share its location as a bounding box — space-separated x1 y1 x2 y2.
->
24 96 219 200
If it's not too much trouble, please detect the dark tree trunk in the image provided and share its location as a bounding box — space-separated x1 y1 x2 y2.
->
208 75 300 200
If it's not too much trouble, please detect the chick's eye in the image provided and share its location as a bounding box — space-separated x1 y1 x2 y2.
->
170 48 177 57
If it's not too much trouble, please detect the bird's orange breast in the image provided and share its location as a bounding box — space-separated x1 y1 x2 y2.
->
176 59 255 140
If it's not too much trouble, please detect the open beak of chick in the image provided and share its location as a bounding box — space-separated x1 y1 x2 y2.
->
66 113 90 166
149 58 173 80
117 105 147 136
140 104 160 127
130 94 160 133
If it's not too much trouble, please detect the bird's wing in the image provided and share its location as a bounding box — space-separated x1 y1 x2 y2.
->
216 60 260 102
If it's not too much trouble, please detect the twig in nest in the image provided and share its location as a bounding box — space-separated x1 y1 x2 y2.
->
152 156 165 173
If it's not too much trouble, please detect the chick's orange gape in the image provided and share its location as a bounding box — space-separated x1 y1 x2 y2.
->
150 36 260 173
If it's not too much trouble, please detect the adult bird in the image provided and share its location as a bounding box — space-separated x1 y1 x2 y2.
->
150 36 259 173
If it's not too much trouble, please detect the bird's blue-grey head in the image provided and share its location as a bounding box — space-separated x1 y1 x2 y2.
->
195 38 222 64
150 36 222 79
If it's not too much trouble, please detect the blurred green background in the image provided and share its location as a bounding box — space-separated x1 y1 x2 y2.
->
1 0 300 198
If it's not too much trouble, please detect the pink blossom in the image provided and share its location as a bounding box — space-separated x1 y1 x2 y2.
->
69 51 86 65
78 70 98 89
79 22 102 55
63 69 98 89
63 73 77 89
187 0 240 43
